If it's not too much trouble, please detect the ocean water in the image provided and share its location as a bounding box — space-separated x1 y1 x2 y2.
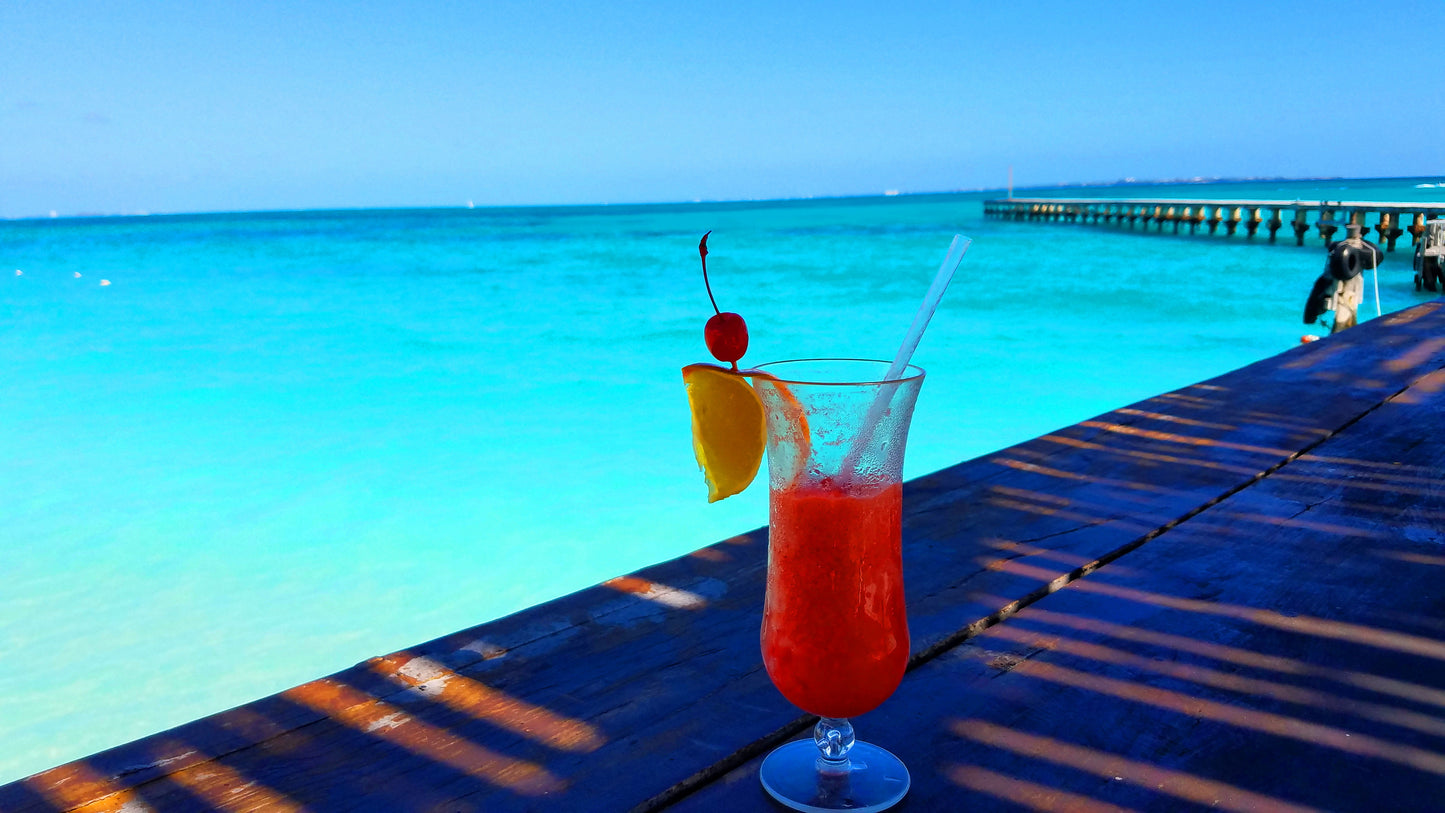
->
2 176 1442 782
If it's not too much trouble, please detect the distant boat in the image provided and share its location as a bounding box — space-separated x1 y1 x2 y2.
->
1415 183 1441 188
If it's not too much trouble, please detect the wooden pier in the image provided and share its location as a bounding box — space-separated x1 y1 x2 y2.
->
4 301 1445 811
985 196 1445 250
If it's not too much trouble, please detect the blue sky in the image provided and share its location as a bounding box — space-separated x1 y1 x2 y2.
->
3 0 1441 217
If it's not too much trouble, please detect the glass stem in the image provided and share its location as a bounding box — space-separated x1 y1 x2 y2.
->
814 717 855 774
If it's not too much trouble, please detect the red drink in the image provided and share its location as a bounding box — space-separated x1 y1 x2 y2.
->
762 480 909 719
752 358 926 812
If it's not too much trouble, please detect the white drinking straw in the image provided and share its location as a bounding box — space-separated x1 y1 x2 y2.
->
1372 252 1381 317
840 234 972 477
884 234 972 382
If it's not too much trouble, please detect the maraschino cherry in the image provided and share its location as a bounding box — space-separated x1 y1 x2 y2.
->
699 231 748 369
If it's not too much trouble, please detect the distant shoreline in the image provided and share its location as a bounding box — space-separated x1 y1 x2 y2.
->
4 175 1442 224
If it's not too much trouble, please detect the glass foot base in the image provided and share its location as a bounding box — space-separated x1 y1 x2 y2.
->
759 739 910 812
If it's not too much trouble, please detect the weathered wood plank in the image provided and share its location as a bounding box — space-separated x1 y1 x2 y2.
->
671 362 1445 811
3 301 1443 812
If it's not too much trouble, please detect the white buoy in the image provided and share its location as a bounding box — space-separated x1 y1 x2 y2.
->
100 279 111 286
74 272 82 278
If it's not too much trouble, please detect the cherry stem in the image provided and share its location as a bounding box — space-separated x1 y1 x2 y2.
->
700 230 720 315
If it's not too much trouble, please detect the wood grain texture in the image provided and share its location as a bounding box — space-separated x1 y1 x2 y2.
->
4 300 1443 813
673 317 1445 811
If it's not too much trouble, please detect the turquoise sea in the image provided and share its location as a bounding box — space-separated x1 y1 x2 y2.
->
3 176 1443 783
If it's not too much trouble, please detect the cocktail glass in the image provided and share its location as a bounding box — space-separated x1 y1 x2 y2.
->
751 358 924 813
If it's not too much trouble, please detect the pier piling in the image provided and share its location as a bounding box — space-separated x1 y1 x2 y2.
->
1224 207 1242 236
1244 207 1262 238
1317 208 1339 244
1376 212 1404 250
1410 213 1427 245
1266 208 1284 242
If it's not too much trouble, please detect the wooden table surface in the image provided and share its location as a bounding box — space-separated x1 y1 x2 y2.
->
5 301 1445 813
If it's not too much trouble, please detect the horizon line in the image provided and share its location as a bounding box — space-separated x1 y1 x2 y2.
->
8 173 1444 224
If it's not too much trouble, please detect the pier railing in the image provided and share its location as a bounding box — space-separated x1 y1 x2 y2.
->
984 197 1445 251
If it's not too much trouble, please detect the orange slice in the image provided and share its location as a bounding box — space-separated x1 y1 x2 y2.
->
746 370 811 490
682 363 766 502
